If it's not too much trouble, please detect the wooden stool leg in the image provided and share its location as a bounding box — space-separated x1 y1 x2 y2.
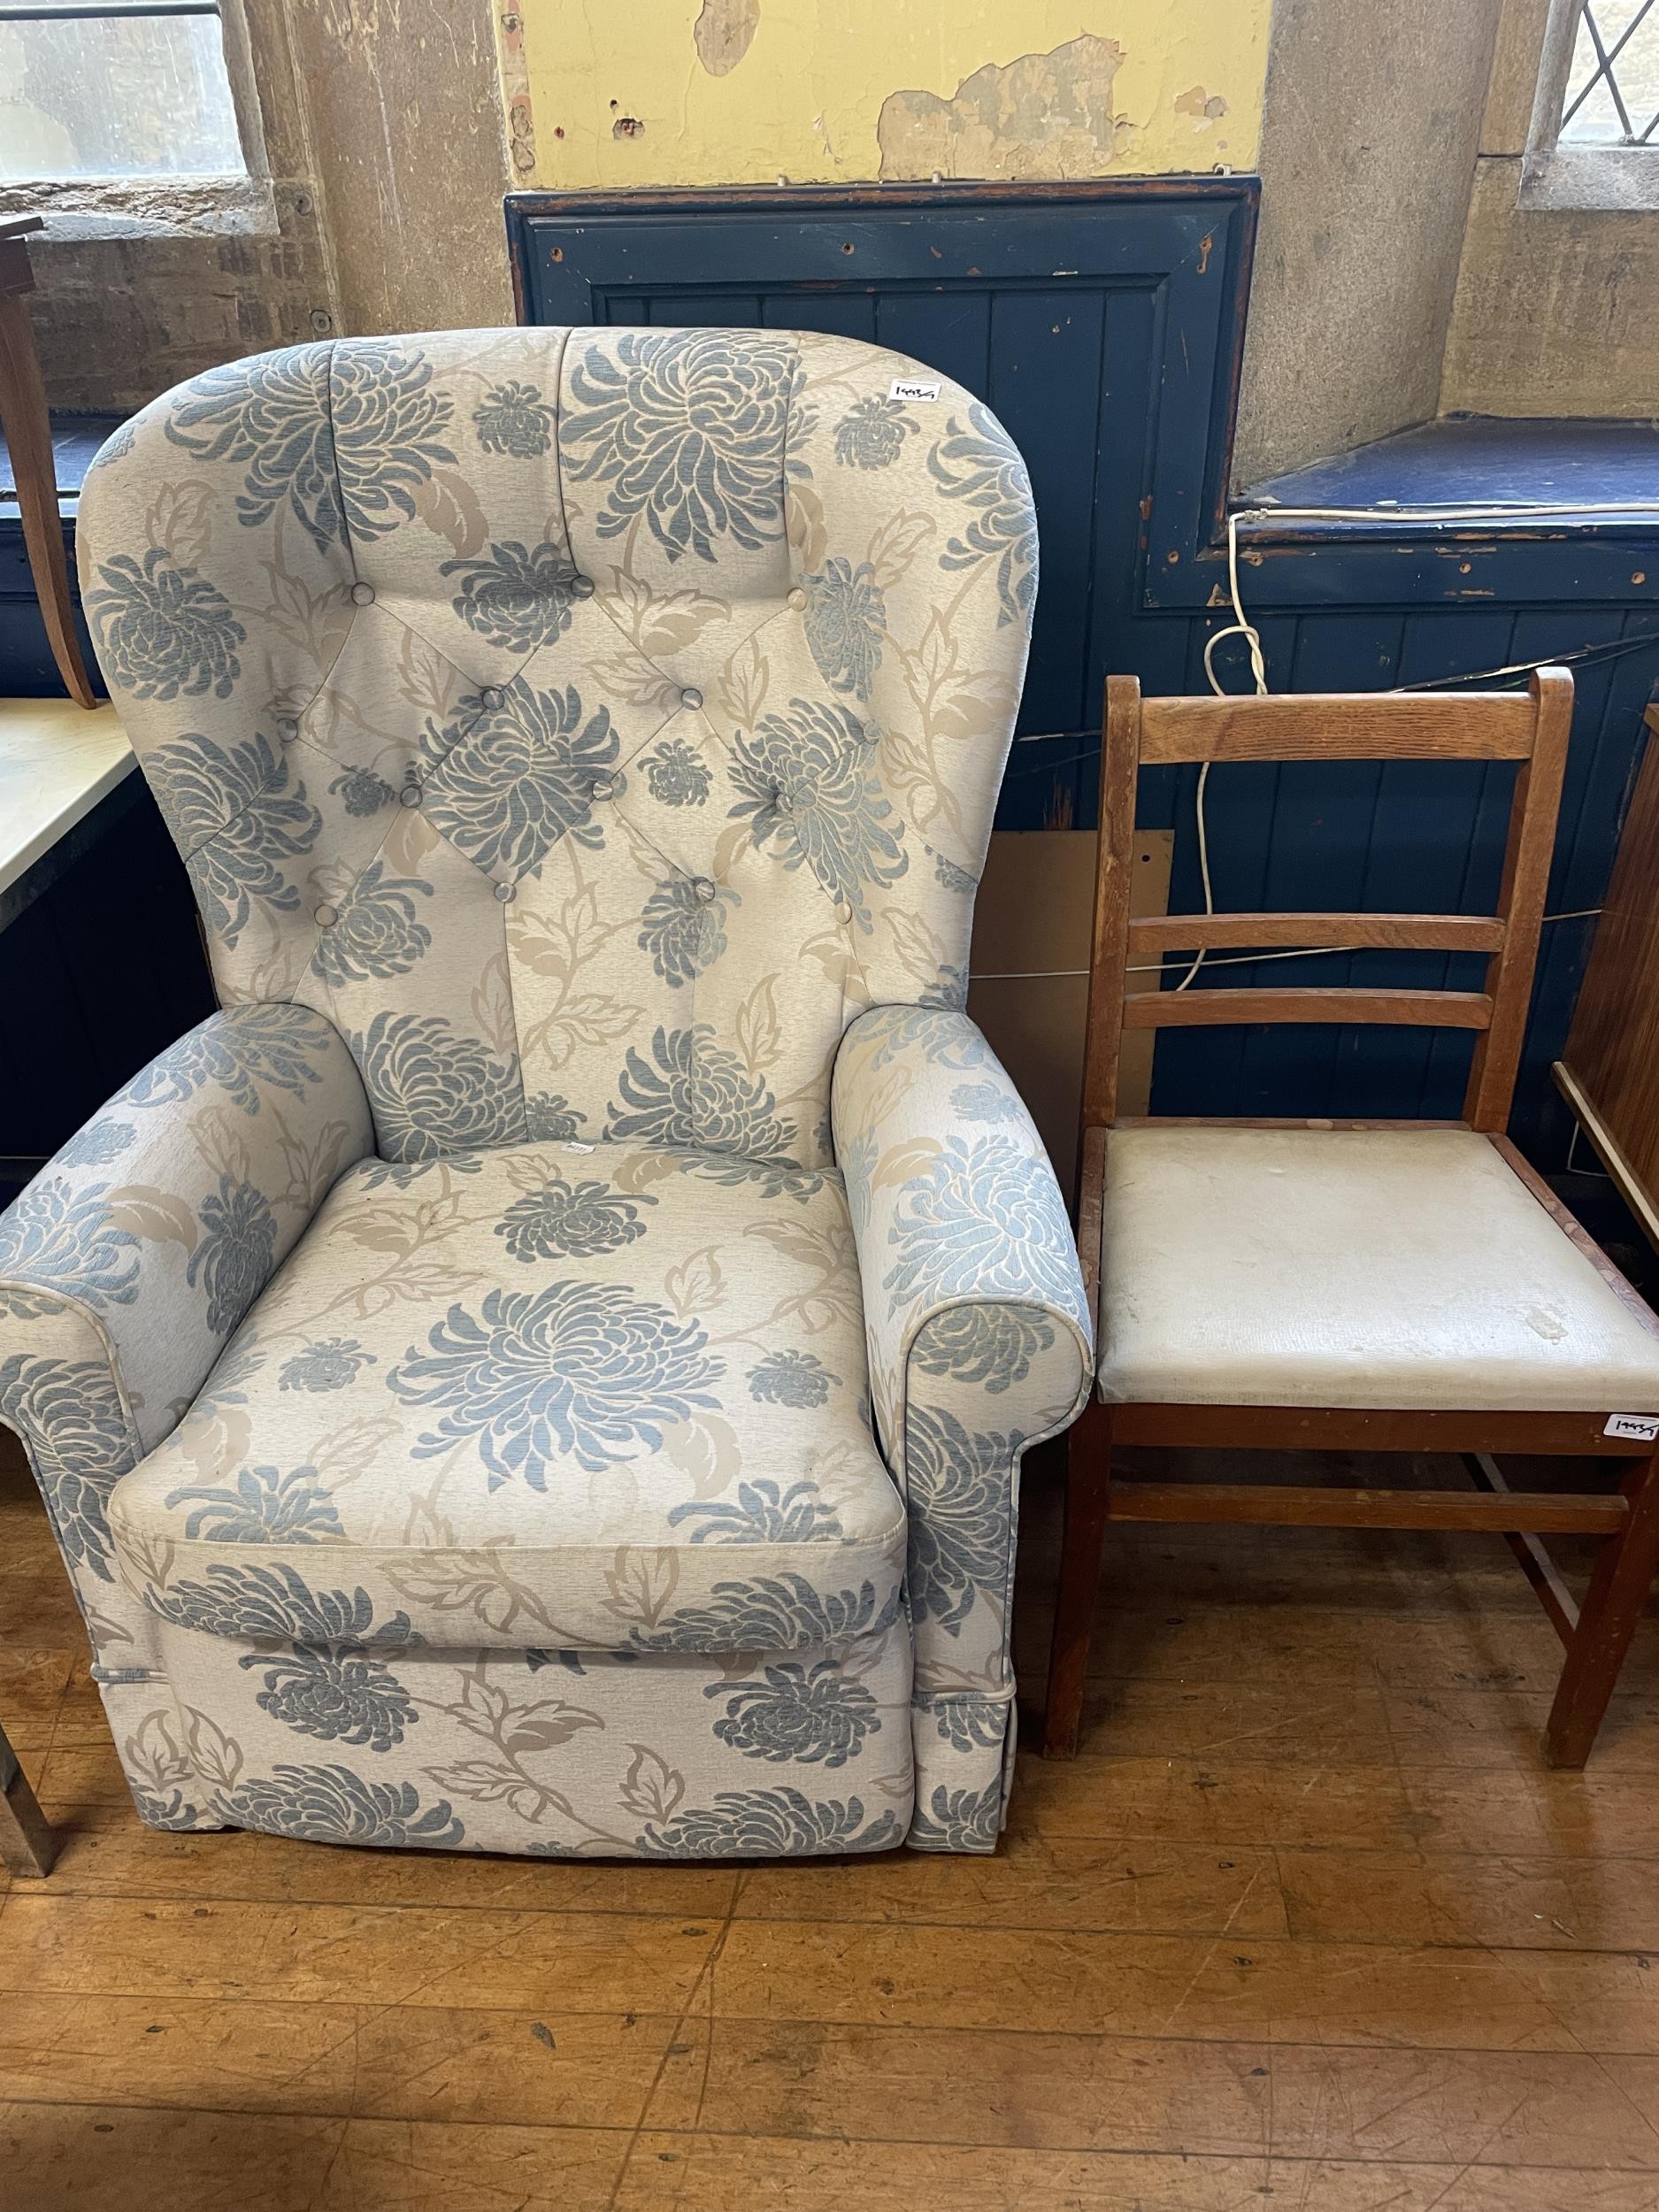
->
0 1724 57 1878
1545 1446 1659 1769
1042 1395 1113 1760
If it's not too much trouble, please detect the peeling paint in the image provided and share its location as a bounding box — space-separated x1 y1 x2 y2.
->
877 35 1133 181
495 4 538 175
694 0 760 77
516 1 1271 190
1175 83 1229 122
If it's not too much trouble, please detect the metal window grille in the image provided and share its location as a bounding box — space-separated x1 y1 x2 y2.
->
1563 0 1659 144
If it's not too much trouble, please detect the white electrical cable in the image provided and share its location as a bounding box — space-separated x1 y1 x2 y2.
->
1171 511 1272 989
1163 500 1639 981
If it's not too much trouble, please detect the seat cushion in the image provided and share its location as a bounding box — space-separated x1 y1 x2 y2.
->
110 1141 904 1654
1098 1125 1659 1412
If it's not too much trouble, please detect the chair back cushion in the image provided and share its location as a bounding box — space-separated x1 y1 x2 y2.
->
78 328 1036 1165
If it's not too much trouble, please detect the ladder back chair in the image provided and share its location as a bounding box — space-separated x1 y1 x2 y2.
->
1044 668 1659 1765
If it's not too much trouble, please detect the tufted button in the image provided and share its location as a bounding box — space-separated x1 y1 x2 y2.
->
787 587 807 611
349 581 375 607
862 718 881 745
772 785 793 814
834 899 854 926
690 876 718 906
572 574 595 598
480 686 504 710
277 715 299 741
495 879 517 903
588 772 618 800
679 686 703 711
313 903 338 927
399 782 422 809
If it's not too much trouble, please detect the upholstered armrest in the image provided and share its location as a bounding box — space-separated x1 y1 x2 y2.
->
832 1004 1090 1848
0 1005 373 1630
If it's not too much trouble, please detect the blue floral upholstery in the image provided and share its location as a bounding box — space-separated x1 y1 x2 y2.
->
0 1008 372 1669
0 326 1087 1857
111 1140 905 1651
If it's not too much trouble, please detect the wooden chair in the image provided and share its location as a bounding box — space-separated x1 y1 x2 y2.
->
1043 668 1659 1767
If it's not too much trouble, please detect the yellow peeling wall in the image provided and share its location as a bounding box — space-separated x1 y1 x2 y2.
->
511 1 1271 191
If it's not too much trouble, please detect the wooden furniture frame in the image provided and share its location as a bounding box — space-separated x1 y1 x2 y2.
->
0 215 96 710
1552 699 1659 1256
0 1716 55 1877
1044 667 1659 1767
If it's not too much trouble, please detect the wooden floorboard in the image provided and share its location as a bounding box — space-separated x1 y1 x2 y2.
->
3 1444 1659 2207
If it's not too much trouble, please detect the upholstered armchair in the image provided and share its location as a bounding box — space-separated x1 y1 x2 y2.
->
0 327 1089 1859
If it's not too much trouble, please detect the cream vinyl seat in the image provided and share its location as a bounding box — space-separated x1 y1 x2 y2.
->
1098 1125 1659 1413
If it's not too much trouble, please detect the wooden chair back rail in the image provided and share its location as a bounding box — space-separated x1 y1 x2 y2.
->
1048 663 1659 1776
1122 986 1494 1031
1127 911 1508 954
1137 690 1540 764
1080 668 1575 1134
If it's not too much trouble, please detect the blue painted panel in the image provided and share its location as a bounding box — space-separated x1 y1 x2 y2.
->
1246 415 1659 515
0 411 117 700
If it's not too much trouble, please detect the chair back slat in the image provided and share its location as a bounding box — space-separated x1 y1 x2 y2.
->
1123 987 1494 1032
1080 668 1574 1137
1138 691 1539 764
1128 912 1508 956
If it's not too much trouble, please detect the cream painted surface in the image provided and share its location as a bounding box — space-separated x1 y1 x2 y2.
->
518 0 1270 188
0 699 132 897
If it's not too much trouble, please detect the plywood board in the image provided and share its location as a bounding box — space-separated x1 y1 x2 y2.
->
968 828 1173 1191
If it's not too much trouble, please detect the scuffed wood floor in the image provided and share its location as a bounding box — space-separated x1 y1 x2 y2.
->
3 1434 1659 2211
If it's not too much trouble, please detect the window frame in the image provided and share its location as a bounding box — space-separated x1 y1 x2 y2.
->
1522 0 1659 211
0 0 277 238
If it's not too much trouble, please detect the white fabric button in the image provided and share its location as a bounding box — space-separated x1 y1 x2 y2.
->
862 718 881 744
480 686 504 710
691 877 718 905
277 716 298 741
313 903 338 927
399 784 421 809
787 587 807 611
495 880 517 903
588 773 618 800
834 899 853 925
572 574 595 598
680 686 703 711
349 581 375 607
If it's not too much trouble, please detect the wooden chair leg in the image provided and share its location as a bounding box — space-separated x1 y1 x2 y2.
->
1042 1395 1113 1760
1544 1445 1659 1769
0 1724 57 1878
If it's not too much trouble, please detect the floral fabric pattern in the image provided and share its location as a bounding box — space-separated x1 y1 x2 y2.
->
424 680 616 876
391 1279 726 1486
833 1002 1090 1846
443 540 578 651
4 324 1071 1860
109 1139 905 1655
472 381 555 459
86 548 244 702
729 696 908 932
561 327 791 563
